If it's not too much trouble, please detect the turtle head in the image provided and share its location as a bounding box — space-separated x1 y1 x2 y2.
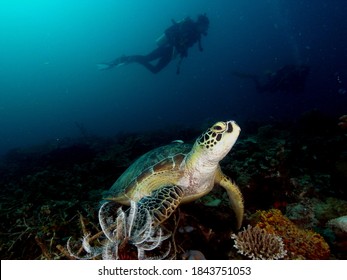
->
195 120 240 163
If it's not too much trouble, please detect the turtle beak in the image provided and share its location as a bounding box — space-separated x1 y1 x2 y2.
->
227 121 240 134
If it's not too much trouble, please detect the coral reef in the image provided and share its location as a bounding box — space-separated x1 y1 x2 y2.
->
286 197 347 229
326 215 347 254
231 225 287 260
0 112 346 259
327 216 347 233
251 209 330 259
285 198 319 229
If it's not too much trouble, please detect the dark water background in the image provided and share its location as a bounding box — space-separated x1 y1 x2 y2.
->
1 0 346 156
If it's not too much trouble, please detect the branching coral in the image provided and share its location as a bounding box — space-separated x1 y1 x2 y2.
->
231 225 287 260
251 209 330 259
67 201 171 260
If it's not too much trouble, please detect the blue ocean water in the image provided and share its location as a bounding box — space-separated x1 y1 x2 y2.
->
0 0 346 156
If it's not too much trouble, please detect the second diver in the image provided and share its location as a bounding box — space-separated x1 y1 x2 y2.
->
97 14 210 74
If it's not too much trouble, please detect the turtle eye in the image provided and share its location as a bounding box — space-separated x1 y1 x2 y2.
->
212 122 226 132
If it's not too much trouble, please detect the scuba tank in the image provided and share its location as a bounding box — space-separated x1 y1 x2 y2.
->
155 33 168 47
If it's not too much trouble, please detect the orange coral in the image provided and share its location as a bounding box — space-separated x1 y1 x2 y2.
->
251 209 330 259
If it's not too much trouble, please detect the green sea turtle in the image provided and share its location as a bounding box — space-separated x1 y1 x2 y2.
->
105 120 244 229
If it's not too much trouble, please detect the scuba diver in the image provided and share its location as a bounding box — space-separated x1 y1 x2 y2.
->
97 14 209 74
232 64 310 93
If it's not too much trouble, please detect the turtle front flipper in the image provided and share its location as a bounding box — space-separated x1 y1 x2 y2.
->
215 168 244 229
137 185 184 226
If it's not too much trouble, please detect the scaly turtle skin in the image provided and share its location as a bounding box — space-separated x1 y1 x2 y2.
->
105 120 244 229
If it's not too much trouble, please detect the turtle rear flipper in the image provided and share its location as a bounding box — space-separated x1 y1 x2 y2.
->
137 185 184 226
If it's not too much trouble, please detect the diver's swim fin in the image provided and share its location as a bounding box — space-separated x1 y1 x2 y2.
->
97 56 130 71
97 63 113 71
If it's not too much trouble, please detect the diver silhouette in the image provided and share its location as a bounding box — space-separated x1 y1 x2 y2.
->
98 14 209 74
232 64 310 93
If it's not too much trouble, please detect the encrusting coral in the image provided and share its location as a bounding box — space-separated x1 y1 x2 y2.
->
251 209 330 259
231 225 287 260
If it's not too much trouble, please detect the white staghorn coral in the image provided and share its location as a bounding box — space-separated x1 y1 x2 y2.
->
67 200 171 260
231 225 287 260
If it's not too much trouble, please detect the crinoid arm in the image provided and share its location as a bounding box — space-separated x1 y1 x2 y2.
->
137 226 171 251
125 200 172 259
130 208 154 245
127 200 139 238
66 235 102 260
137 239 172 260
102 240 120 260
97 199 172 259
67 197 174 260
98 201 126 242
